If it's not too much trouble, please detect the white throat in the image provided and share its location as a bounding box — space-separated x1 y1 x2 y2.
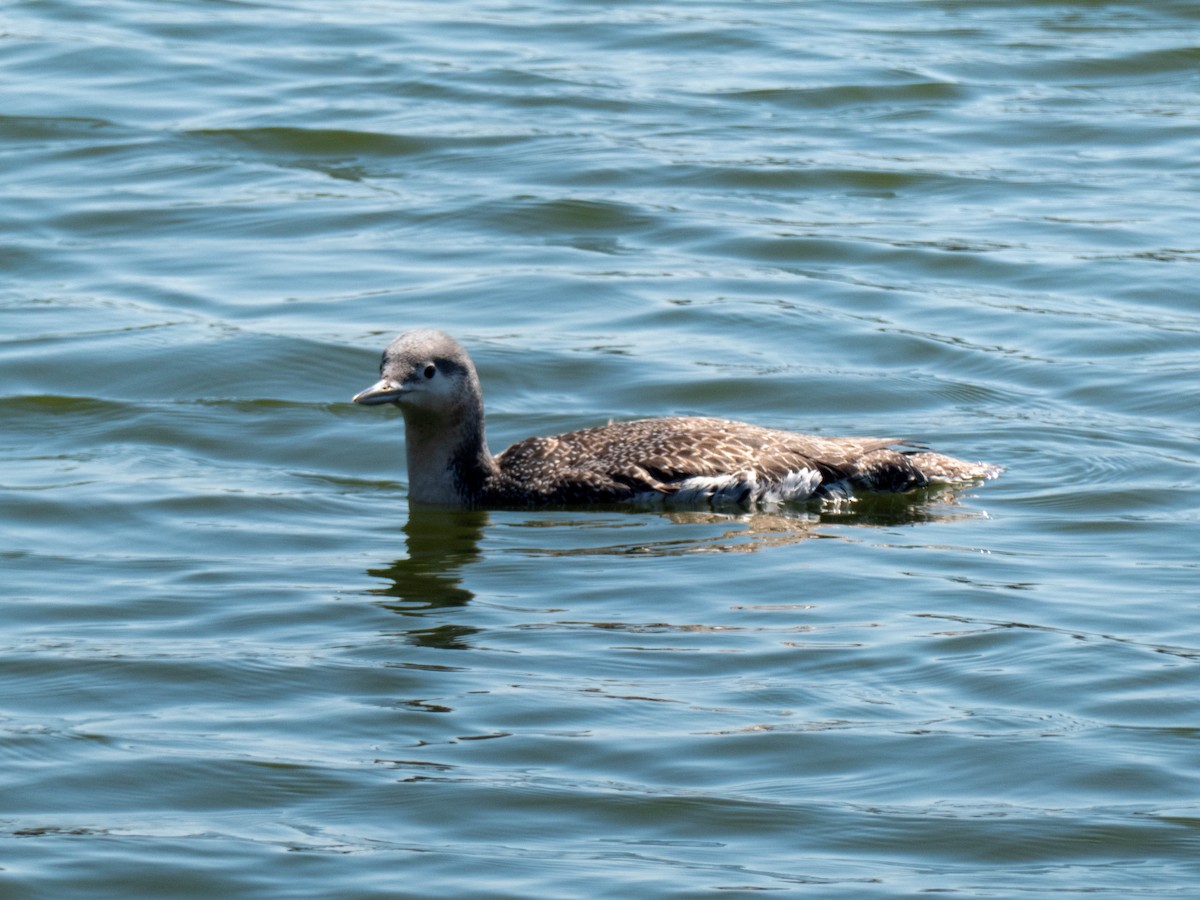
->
400 409 495 507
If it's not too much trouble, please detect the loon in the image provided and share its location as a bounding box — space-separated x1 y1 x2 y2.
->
352 330 1001 509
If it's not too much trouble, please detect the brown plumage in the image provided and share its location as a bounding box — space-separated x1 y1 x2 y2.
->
352 330 1001 509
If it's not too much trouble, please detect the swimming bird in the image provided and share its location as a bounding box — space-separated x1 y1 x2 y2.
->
352 330 1001 509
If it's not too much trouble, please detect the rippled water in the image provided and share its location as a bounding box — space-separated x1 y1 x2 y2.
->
3 1 1199 896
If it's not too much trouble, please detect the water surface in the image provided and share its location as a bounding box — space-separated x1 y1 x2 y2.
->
2 1 1199 896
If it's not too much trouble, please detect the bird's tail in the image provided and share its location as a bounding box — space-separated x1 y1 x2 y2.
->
906 452 1003 484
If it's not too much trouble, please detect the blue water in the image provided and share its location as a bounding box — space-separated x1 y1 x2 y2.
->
3 1 1199 896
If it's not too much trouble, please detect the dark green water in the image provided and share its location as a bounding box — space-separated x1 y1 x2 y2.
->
3 1 1199 896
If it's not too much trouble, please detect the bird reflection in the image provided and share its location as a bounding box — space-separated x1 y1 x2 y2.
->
364 487 991 645
367 484 985 590
367 509 488 615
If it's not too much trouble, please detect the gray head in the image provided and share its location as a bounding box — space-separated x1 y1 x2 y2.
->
352 329 483 421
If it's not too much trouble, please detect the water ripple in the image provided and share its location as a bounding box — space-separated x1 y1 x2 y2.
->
4 0 1200 896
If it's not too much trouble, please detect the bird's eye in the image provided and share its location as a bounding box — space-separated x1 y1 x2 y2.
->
423 364 437 379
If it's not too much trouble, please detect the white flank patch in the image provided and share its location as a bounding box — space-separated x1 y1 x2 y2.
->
635 469 825 508
758 469 824 506
670 473 746 505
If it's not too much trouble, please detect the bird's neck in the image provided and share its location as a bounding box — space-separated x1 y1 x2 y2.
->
402 405 498 508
